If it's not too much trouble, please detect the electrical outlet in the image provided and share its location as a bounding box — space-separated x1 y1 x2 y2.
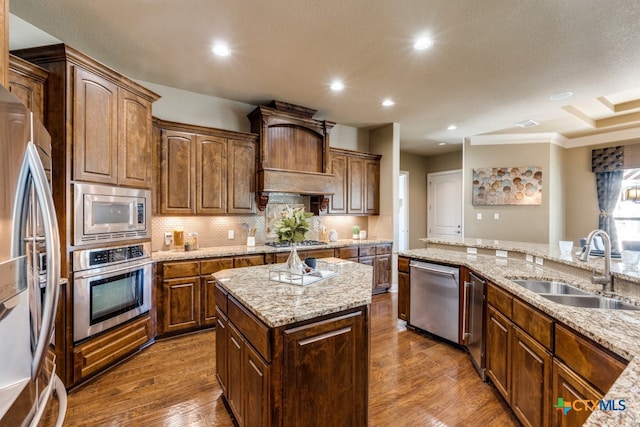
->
228 230 234 239
476 213 482 220
494 213 500 220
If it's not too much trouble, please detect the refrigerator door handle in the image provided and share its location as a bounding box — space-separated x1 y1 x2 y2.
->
461 281 472 344
13 137 61 379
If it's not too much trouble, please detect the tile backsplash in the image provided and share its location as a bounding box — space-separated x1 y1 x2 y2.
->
151 193 370 251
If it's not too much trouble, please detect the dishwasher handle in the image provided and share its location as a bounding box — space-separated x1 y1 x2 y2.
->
409 260 458 278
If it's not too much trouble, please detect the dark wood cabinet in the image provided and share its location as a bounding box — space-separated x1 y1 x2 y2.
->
8 54 47 123
486 304 512 402
155 119 257 215
551 359 602 427
157 257 233 336
336 244 391 293
511 325 552 427
397 272 410 321
215 283 369 426
329 148 381 215
118 89 154 188
283 310 368 426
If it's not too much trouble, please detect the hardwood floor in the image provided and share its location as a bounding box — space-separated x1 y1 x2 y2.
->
45 292 518 426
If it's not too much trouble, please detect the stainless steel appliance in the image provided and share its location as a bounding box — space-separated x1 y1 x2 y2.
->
409 260 460 343
463 272 486 379
73 182 150 246
73 242 152 342
0 87 67 426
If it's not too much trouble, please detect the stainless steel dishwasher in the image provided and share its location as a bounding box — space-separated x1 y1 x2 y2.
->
409 260 460 343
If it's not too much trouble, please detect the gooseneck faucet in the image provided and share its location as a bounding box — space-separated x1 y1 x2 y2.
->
578 229 614 292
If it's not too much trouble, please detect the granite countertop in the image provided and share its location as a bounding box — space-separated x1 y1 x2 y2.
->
401 237 640 426
212 257 373 328
151 238 392 262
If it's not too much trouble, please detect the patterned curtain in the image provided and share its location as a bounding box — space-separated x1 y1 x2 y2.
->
596 171 623 250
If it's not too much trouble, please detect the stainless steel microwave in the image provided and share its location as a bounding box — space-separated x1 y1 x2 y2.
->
73 183 150 246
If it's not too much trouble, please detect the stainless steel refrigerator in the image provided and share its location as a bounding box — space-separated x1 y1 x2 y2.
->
0 85 67 426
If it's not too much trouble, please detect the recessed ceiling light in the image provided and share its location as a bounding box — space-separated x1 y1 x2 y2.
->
413 37 433 50
549 91 574 101
330 80 344 91
212 43 230 57
382 99 395 107
447 125 457 130
438 142 447 146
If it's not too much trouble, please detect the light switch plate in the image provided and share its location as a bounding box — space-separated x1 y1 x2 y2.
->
228 230 234 239
476 213 482 220
494 213 500 220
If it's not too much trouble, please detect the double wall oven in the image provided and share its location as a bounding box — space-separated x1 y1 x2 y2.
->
72 183 152 343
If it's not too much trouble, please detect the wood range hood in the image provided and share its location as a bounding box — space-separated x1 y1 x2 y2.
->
248 101 337 212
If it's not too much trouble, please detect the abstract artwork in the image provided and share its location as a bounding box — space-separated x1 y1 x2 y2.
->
472 166 542 205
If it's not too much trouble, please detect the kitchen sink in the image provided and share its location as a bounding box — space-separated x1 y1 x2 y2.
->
541 294 640 311
511 280 589 295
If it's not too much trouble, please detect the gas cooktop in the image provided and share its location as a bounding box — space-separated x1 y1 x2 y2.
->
264 240 327 248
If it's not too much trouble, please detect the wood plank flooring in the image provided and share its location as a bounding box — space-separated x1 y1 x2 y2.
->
44 292 518 426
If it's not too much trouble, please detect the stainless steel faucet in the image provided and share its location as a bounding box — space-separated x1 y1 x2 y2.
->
578 229 614 292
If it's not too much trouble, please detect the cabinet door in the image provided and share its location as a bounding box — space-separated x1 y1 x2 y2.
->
73 67 119 184
244 341 270 427
227 139 256 214
397 271 410 321
215 308 229 396
234 255 265 268
511 325 552 427
201 276 218 326
551 359 602 427
348 156 365 214
373 253 391 293
283 309 367 426
159 130 195 214
364 158 380 215
196 134 227 214
8 57 46 123
486 305 511 402
161 277 200 334
328 152 348 214
118 89 153 188
227 323 244 426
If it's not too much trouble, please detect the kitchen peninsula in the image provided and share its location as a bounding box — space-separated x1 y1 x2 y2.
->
399 237 640 427
212 257 372 426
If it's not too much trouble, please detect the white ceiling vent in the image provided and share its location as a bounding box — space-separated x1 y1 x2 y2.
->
514 119 540 128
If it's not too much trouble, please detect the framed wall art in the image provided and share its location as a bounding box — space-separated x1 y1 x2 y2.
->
472 166 542 205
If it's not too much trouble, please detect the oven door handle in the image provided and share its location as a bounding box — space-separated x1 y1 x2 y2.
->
76 259 153 280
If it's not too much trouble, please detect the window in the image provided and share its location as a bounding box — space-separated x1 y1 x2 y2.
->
614 168 640 248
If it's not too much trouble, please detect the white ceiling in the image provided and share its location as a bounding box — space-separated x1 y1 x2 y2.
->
9 0 640 156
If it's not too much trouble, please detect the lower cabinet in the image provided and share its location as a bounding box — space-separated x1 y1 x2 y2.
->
397 256 410 321
215 283 369 426
339 244 392 293
551 359 602 427
486 305 511 401
157 258 233 336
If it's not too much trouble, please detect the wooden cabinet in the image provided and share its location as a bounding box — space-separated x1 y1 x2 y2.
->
155 119 257 215
8 54 48 123
328 148 381 215
552 359 603 427
485 282 553 427
72 315 153 384
283 310 368 426
157 257 233 336
215 283 369 426
337 244 392 293
397 256 410 321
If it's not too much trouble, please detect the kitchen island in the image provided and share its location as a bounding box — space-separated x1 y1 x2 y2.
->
212 257 372 426
400 237 640 427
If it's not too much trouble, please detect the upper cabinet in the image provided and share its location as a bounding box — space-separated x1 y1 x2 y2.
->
329 147 381 215
12 44 160 189
8 54 48 123
154 119 257 216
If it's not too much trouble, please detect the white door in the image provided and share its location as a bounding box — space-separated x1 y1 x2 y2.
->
428 170 462 238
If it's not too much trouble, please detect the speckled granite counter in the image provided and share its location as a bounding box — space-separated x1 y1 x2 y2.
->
212 257 373 328
401 237 640 426
151 238 392 262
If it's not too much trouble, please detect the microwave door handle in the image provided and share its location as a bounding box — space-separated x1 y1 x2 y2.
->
17 140 61 378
